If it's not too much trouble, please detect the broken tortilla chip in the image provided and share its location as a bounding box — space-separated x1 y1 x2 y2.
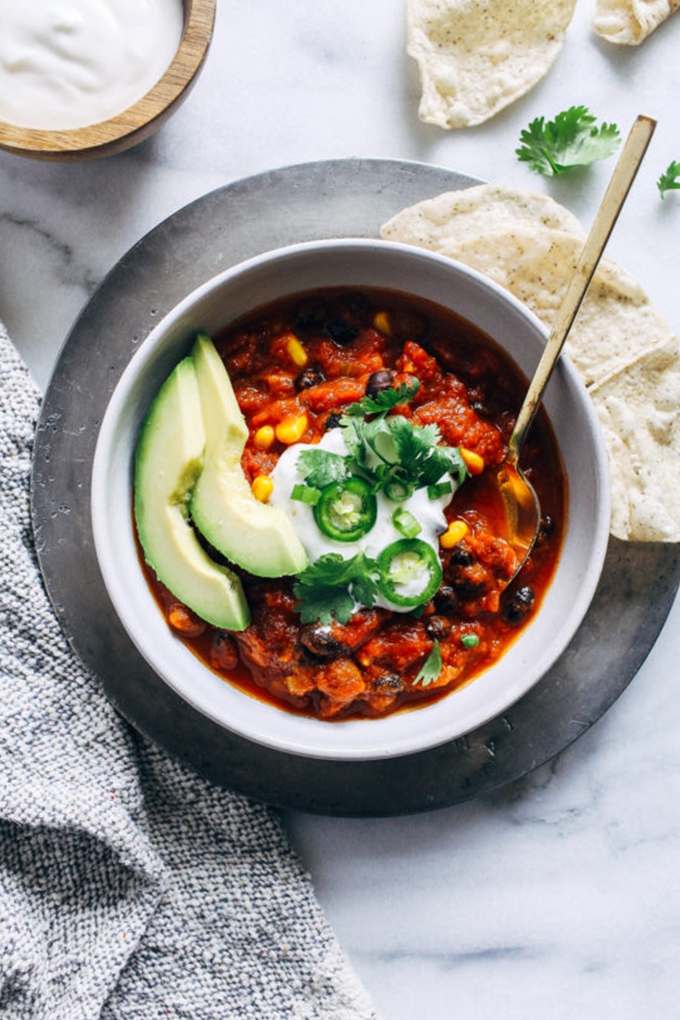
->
407 0 578 129
593 0 679 45
381 184 680 541
590 337 680 540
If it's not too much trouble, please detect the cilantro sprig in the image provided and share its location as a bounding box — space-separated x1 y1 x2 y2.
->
341 379 421 419
292 552 380 625
297 381 468 501
296 448 348 490
414 640 442 687
516 106 621 177
658 160 680 198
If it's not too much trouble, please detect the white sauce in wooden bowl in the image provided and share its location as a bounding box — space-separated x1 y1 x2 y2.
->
0 0 184 131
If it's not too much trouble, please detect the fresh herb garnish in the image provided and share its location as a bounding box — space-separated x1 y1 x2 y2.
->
658 160 680 198
296 382 468 511
292 552 380 625
516 106 621 177
297 448 349 489
341 379 421 419
340 386 467 495
387 415 467 490
414 640 442 687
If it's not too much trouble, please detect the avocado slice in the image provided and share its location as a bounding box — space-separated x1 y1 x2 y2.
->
134 356 250 631
190 334 308 578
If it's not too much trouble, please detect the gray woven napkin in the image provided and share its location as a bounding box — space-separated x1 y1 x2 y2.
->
0 322 379 1020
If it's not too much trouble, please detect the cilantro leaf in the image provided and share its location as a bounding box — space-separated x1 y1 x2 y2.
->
341 379 420 419
361 414 468 492
292 552 380 625
658 160 680 198
516 106 621 177
414 640 442 687
388 414 441 466
297 448 349 489
420 443 468 489
339 400 469 499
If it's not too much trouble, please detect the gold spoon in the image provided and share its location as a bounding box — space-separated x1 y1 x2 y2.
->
498 113 656 582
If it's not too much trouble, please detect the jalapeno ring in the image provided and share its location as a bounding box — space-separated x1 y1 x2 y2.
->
377 538 443 608
313 477 378 542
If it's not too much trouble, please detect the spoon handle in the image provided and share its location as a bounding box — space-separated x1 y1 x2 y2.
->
508 113 656 462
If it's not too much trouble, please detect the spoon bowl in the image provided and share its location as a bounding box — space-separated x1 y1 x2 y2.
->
498 114 656 583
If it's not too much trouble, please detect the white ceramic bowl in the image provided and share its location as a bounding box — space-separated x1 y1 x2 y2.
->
91 238 611 761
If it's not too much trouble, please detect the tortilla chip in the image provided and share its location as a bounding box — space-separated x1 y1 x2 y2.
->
380 184 584 245
381 185 680 541
590 337 680 540
407 0 578 129
382 187 673 388
593 0 679 45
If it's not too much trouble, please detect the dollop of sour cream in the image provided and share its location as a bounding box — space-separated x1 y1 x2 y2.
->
270 429 455 613
0 0 184 130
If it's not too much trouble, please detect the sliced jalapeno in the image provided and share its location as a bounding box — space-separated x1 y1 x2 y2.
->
377 538 443 608
313 477 378 542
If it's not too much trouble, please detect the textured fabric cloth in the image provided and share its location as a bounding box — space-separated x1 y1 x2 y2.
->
0 323 379 1020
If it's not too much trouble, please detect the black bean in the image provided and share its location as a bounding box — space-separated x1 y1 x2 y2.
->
538 515 555 543
297 365 326 390
373 673 404 693
426 616 452 640
327 318 359 345
434 585 457 613
471 400 491 419
366 369 395 396
503 586 535 625
300 624 347 658
448 546 474 567
324 412 343 431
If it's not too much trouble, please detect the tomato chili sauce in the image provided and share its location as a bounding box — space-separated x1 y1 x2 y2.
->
142 287 566 721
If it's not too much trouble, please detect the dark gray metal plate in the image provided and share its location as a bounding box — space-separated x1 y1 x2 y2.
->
30 158 680 816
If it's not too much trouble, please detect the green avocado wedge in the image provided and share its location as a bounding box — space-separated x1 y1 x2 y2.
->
134 356 250 631
190 334 309 578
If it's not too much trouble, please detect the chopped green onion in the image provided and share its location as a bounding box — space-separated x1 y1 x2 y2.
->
461 633 479 649
427 480 453 500
392 507 422 539
291 483 321 506
384 478 414 502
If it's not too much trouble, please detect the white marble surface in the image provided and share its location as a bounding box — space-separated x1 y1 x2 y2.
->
3 2 680 1018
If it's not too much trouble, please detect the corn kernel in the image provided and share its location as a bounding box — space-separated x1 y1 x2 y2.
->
460 448 485 475
373 311 391 335
253 425 275 450
275 413 308 444
251 475 274 503
286 334 308 368
440 520 469 549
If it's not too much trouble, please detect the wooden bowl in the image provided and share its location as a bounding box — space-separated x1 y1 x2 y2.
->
0 0 216 162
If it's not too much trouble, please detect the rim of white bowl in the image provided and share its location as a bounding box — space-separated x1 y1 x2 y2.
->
91 238 611 761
